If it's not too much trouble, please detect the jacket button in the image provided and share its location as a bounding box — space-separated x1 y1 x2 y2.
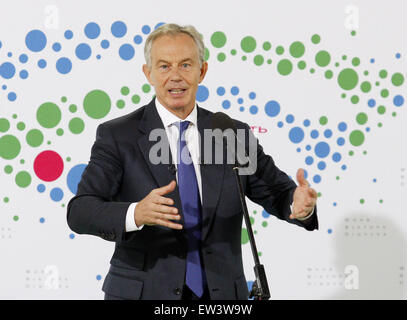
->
173 288 182 295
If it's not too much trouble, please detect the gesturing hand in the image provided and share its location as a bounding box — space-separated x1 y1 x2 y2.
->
134 180 183 230
290 169 317 220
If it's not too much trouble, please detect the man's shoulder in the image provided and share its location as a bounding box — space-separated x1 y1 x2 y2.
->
197 105 249 130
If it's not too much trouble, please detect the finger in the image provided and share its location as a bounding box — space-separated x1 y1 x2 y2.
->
296 168 309 187
153 217 183 230
155 180 177 196
154 195 175 206
152 211 181 222
308 187 318 199
153 203 178 215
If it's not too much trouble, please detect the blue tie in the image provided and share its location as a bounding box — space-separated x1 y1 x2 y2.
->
176 120 205 297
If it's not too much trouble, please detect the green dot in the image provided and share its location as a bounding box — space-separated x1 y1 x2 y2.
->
351 30 356 36
132 94 141 104
378 122 383 128
325 70 333 79
341 93 346 99
379 199 383 204
69 104 77 113
4 165 13 174
375 81 380 86
315 50 331 67
253 55 264 66
47 141 51 145
311 34 321 44
56 128 64 136
66 157 71 162
15 171 31 188
391 73 404 86
253 210 257 215
352 57 360 66
262 221 268 228
116 99 125 109
267 59 272 64
240 36 257 53
356 112 368 125
20 159 25 164
230 49 237 55
69 118 85 134
0 135 21 160
381 89 389 98
337 68 359 90
3 197 9 203
349 130 365 146
241 56 247 61
310 68 315 74
360 81 371 93
377 105 386 115
258 252 262 257
317 192 322 197
13 215 19 221
241 228 249 244
37 102 62 128
121 86 130 96
342 55 347 60
360 199 365 204
276 46 284 55
319 116 328 125
17 122 25 131
0 118 10 132
26 129 44 147
379 70 387 78
250 217 255 225
351 95 359 104
289 41 305 58
392 112 397 117
211 31 227 48
83 90 111 119
12 114 17 119
349 151 354 156
277 59 293 76
262 41 271 51
204 48 210 61
61 96 67 103
363 150 367 155
364 70 369 76
142 84 151 93
297 61 306 70
217 52 226 62
335 62 340 67
336 176 340 180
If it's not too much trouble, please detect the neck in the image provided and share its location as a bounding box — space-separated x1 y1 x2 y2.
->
158 98 195 120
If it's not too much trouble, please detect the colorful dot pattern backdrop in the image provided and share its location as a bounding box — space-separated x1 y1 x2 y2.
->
0 22 404 244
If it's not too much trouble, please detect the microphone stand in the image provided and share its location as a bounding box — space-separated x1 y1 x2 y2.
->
233 166 271 300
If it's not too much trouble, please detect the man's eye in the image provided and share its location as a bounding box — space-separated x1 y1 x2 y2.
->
181 63 190 68
160 65 168 70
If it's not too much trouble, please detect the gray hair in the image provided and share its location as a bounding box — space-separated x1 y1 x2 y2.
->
144 23 205 68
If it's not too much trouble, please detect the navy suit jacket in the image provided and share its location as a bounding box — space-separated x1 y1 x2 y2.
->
66 99 318 300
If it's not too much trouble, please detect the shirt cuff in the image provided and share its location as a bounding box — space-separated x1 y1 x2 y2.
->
125 202 144 232
290 204 315 221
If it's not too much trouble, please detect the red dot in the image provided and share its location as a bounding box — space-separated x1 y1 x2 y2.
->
34 150 64 182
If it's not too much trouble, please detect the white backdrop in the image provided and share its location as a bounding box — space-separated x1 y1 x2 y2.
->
0 0 406 299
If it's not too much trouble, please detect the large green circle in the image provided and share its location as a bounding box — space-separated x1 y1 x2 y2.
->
0 135 21 160
36 102 62 128
337 68 359 90
83 90 111 119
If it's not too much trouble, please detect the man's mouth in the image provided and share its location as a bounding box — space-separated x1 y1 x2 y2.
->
168 88 186 94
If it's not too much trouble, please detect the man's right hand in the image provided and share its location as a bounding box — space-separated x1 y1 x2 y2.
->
134 180 183 230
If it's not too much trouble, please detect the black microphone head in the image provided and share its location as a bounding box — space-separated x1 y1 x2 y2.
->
211 112 237 132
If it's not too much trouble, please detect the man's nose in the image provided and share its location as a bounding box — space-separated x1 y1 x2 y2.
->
168 67 182 81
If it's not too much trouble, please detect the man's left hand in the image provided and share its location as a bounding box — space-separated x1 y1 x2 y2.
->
290 168 317 220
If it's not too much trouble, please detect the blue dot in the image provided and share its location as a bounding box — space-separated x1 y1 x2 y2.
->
119 44 135 60
196 85 209 102
237 98 244 104
69 233 75 239
111 21 127 38
19 54 28 63
310 130 319 139
217 87 225 96
7 92 16 102
37 184 45 193
306 145 311 151
64 30 73 40
303 119 310 127
0 41 2 49
327 229 333 234
50 187 64 202
239 106 245 112
373 178 377 183
0 62 16 79
96 275 102 281
7 52 12 58
324 129 332 138
370 58 375 63
277 121 284 128
249 105 258 114
222 100 231 109
265 100 280 117
38 59 47 69
142 25 151 35
84 22 100 39
313 174 321 183
296 147 301 152
341 164 347 170
262 210 270 218
25 30 47 52
101 40 110 49
286 114 294 123
249 92 256 99
67 164 87 194
365 127 370 132
231 86 239 96
19 70 28 79
75 43 92 60
154 22 165 29
368 99 376 107
314 141 330 158
333 202 337 207
56 57 72 74
39 217 45 223
332 152 342 162
396 53 401 59
338 122 347 132
289 127 304 143
96 54 101 60
133 35 143 44
337 137 345 146
52 42 61 52
317 161 326 170
305 156 314 165
2 85 6 90
393 95 404 107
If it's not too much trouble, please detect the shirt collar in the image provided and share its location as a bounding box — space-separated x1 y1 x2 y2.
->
155 98 198 128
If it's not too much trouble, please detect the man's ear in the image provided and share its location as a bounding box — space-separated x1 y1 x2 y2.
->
142 64 154 85
198 61 208 84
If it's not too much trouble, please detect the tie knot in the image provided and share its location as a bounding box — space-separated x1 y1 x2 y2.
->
180 120 190 134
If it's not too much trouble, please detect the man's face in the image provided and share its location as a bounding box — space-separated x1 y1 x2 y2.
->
143 33 208 114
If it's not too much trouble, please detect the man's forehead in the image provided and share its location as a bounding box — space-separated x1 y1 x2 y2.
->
150 34 198 59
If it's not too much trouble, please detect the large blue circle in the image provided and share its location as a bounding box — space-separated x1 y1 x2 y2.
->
75 43 92 60
314 141 330 158
0 62 16 79
289 127 304 144
196 85 209 102
111 21 127 38
56 57 72 74
25 30 47 52
119 44 135 60
67 164 87 195
84 22 100 39
50 187 64 202
265 100 280 117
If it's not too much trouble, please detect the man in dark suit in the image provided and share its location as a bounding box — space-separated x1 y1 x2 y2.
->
67 23 318 300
